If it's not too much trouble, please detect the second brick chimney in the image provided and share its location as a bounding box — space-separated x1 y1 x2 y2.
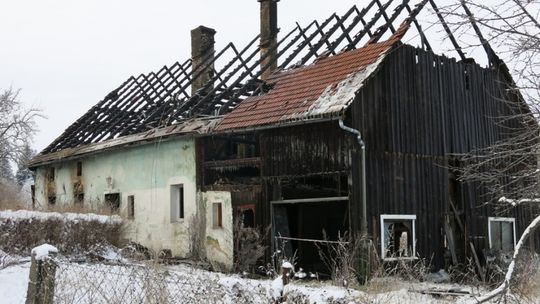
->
259 0 279 81
191 26 216 95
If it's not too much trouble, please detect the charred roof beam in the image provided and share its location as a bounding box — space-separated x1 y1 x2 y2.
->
428 0 466 61
367 0 410 45
459 0 501 67
375 0 396 33
299 6 358 65
345 0 396 50
279 17 334 69
327 3 376 53
404 3 432 51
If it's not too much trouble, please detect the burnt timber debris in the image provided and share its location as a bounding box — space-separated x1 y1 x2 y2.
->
31 0 540 277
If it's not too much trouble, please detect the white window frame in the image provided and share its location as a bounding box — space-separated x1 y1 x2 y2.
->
488 217 516 250
380 214 417 261
170 184 185 222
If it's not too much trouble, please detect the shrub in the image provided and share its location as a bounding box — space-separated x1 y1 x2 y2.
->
0 209 122 256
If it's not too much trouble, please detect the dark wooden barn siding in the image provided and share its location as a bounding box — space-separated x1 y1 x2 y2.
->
349 44 536 265
260 122 352 178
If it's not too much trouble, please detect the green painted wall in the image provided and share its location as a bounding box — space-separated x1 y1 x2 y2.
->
34 137 198 257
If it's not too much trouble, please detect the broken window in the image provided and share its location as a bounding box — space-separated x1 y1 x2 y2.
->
48 196 56 206
75 193 84 205
170 184 184 222
76 161 82 176
240 208 255 228
380 214 416 259
127 195 135 219
213 202 223 228
105 193 120 212
488 217 516 252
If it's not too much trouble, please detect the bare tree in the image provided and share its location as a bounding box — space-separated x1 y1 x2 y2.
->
0 87 42 164
0 87 42 207
438 1 540 302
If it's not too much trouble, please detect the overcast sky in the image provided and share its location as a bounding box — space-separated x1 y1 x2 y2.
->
1 0 504 153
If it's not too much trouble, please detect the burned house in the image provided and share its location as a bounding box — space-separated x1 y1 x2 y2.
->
30 0 539 273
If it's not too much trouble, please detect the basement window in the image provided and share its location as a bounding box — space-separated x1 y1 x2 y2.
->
48 196 56 206
127 195 135 219
380 214 416 260
488 217 516 252
213 202 223 228
105 193 120 212
170 184 184 222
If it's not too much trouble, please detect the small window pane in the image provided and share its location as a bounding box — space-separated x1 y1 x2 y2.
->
213 203 222 228
491 221 502 250
76 162 82 176
179 187 184 219
128 195 135 219
501 222 513 251
170 184 184 222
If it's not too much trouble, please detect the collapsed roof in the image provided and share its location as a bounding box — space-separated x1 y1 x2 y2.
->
36 0 507 159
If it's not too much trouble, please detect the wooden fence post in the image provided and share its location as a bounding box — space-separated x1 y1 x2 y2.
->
25 244 58 304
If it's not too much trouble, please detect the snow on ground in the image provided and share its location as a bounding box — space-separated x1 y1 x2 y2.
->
0 209 121 224
0 257 538 304
0 262 30 304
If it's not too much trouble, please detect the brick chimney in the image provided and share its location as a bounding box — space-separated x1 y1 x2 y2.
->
259 0 279 81
191 26 216 95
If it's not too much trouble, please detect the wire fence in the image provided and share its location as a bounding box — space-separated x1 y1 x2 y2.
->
32 259 272 304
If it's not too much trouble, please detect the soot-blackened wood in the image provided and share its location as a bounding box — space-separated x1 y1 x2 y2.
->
348 44 537 267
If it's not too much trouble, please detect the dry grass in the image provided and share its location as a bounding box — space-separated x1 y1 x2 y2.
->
0 200 26 211
233 217 267 273
511 250 540 303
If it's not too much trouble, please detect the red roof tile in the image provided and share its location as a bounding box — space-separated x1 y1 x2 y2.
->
216 32 405 131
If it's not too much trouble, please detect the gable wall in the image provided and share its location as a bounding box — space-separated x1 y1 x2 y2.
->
349 44 539 266
34 137 198 257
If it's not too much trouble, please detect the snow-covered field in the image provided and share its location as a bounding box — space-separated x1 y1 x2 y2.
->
0 247 538 304
0 262 30 304
0 257 512 304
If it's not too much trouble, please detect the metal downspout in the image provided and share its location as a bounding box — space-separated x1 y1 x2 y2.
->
339 119 367 236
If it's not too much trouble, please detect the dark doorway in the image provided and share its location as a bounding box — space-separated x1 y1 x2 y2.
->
272 199 348 274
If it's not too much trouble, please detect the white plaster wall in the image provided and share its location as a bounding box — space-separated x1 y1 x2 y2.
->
203 191 233 271
34 137 197 257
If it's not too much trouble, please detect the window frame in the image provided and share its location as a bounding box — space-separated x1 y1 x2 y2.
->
76 161 83 177
213 202 223 228
104 193 121 213
488 217 516 250
127 195 135 219
380 214 417 261
170 184 185 222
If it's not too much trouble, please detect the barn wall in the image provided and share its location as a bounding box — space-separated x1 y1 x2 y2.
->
349 44 538 266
